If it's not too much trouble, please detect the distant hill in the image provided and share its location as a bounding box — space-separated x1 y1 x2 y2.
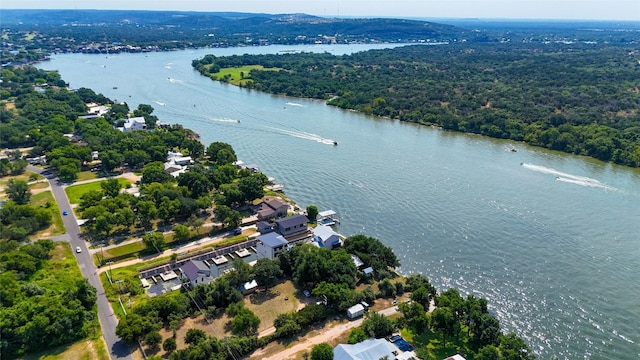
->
1 9 477 46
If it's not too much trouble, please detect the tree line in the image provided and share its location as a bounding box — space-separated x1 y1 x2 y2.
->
193 43 640 167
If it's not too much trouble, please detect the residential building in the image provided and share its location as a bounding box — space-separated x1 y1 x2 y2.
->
333 338 398 360
275 214 309 237
256 232 288 259
257 221 276 234
120 116 147 132
312 225 342 249
179 260 213 286
256 197 289 221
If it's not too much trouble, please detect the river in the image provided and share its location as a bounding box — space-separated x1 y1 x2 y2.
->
38 44 640 359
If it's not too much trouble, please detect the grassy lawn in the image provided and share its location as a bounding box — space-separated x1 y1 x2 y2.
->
30 190 65 236
244 281 302 332
402 326 471 360
0 170 43 186
29 181 50 191
65 178 129 204
208 65 280 86
22 338 110 360
104 241 146 258
76 170 98 182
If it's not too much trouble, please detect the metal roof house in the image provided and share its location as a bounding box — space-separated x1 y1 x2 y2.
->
275 214 309 237
313 225 342 249
179 260 213 286
256 232 289 259
333 338 397 360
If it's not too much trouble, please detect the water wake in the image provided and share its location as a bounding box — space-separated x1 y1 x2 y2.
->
261 126 336 145
521 163 616 190
285 102 304 107
207 117 241 123
154 101 166 106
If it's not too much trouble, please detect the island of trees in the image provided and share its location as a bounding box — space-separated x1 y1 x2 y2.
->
192 43 640 167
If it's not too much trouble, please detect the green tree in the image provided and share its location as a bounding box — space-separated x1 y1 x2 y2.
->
145 331 162 349
306 205 319 223
476 345 500 360
6 179 31 204
310 343 334 360
231 307 261 336
214 204 242 228
252 258 283 289
431 307 457 346
99 150 124 172
100 178 122 198
206 141 237 165
142 231 166 253
184 328 207 345
172 224 191 243
163 337 177 353
362 312 394 338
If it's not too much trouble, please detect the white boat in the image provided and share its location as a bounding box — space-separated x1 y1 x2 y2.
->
317 210 340 226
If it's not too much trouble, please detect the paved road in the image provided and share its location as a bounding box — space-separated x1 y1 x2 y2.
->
31 166 133 360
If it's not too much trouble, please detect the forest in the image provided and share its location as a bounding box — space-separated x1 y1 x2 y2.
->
193 43 640 167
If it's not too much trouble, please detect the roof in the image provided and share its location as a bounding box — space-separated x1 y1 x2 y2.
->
275 214 309 228
351 254 364 268
258 232 288 248
241 280 258 292
333 338 397 360
181 260 210 281
363 267 374 275
318 210 337 217
347 303 365 314
313 225 339 241
443 355 467 360
264 197 288 210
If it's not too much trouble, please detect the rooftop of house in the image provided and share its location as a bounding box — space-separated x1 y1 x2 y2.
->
258 232 288 248
313 225 339 241
275 214 309 228
333 338 397 360
180 260 210 281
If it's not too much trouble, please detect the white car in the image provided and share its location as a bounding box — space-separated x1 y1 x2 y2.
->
76 246 82 253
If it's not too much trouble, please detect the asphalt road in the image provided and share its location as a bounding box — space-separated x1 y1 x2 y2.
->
31 166 133 360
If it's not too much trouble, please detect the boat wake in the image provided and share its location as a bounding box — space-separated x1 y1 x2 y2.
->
521 163 616 190
167 77 183 84
285 102 304 107
154 101 166 106
208 117 241 124
262 126 336 145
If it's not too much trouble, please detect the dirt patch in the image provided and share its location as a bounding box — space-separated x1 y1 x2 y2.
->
245 281 302 332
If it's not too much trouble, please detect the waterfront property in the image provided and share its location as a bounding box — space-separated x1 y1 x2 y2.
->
179 260 213 286
274 214 309 237
256 232 289 259
333 338 397 360
317 209 340 226
256 196 289 221
312 225 343 249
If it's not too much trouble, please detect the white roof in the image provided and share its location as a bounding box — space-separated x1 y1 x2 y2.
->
318 210 337 217
313 225 339 241
333 338 397 360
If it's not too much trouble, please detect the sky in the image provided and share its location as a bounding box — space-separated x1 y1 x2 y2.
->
2 0 639 21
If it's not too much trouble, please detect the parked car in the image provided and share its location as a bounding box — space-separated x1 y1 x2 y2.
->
62 210 68 216
75 246 82 253
233 227 242 235
303 290 311 298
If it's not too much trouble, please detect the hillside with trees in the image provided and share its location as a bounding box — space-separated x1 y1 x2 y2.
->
192 43 640 167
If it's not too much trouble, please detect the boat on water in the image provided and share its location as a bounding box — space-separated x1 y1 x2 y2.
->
333 141 338 146
317 210 340 226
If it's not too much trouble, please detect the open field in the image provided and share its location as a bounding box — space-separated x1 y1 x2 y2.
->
209 65 280 86
244 281 303 332
65 177 130 204
22 338 110 360
76 170 98 182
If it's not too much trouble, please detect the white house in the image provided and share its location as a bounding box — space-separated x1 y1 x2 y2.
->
256 232 288 259
312 225 342 249
121 116 147 132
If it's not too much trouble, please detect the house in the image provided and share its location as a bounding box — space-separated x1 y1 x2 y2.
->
256 232 288 259
87 104 110 117
172 156 193 166
179 260 213 286
120 116 147 132
257 221 276 234
333 338 397 360
313 225 342 249
91 151 99 161
256 197 289 221
346 303 365 319
274 215 309 237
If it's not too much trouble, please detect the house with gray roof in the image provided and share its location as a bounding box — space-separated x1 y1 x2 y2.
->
313 225 342 249
256 197 289 221
275 214 309 237
179 260 213 286
256 232 289 259
333 338 398 360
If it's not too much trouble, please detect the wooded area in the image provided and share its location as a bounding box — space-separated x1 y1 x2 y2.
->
193 43 640 167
